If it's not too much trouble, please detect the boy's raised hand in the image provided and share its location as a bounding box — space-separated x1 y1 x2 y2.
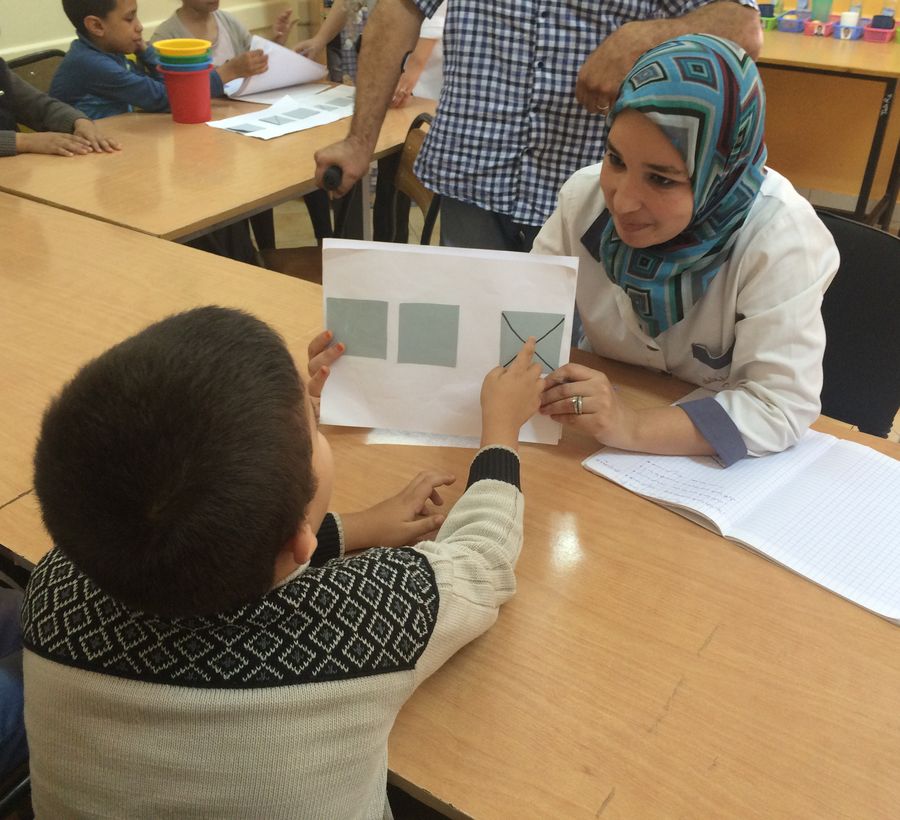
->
306 330 346 421
272 8 294 45
341 470 457 550
224 49 268 82
480 337 544 451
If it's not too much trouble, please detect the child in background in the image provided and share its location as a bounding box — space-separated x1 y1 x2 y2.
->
23 306 542 817
50 0 267 120
295 0 370 84
51 0 271 260
390 2 444 107
295 0 444 104
151 1 296 92
1 57 119 156
151 0 296 252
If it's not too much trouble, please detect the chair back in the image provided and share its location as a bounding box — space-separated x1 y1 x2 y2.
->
392 112 441 244
816 210 900 437
7 49 66 94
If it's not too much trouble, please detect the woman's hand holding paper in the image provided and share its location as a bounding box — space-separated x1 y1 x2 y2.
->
540 363 636 449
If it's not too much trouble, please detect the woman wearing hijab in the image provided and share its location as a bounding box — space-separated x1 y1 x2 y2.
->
536 34 838 466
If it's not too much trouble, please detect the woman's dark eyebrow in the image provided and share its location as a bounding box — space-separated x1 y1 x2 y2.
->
645 161 689 178
608 139 687 177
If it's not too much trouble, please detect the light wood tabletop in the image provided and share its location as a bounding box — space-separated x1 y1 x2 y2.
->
0 94 435 242
761 29 900 77
3 193 899 818
0 192 322 521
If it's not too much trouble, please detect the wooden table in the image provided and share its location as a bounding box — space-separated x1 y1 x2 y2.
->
0 95 435 242
0 192 322 528
759 30 900 229
3 193 899 818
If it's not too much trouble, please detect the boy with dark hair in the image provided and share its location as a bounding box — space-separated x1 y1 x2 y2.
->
51 0 266 120
23 306 542 817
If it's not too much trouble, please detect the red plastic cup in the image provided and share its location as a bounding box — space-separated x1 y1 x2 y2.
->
160 67 212 124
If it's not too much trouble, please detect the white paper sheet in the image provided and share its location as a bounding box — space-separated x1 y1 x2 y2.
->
321 240 579 446
207 85 355 140
224 35 327 98
231 82 330 106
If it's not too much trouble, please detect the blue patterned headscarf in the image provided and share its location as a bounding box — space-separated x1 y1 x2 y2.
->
593 35 767 338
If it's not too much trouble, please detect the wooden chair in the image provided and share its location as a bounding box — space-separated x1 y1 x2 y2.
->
262 113 440 283
815 210 900 437
391 114 441 245
7 49 66 95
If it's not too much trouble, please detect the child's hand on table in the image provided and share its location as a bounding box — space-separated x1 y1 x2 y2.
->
16 131 93 157
306 330 345 422
480 337 544 451
73 119 122 153
341 470 457 550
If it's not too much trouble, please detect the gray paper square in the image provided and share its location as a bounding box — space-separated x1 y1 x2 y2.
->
326 298 388 359
284 108 319 119
397 303 459 367
500 311 565 374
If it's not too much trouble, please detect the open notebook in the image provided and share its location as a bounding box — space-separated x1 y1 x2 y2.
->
583 430 900 623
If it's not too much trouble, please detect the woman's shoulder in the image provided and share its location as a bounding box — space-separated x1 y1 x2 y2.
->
742 169 833 239
563 162 603 188
558 163 604 208
731 169 839 285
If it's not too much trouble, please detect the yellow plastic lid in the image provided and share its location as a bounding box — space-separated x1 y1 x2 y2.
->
153 38 213 56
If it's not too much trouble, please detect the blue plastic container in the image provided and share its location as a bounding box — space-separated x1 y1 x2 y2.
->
833 19 869 39
158 60 212 72
777 12 807 31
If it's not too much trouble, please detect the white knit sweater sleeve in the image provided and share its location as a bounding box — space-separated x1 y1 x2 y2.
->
412 448 523 683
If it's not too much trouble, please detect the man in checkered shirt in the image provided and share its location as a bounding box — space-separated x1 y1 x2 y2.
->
315 0 762 252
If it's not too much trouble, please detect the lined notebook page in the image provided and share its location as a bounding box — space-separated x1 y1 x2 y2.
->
583 431 833 532
728 440 900 622
583 432 900 623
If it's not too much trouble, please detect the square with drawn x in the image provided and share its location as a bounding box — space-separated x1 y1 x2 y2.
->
499 311 565 374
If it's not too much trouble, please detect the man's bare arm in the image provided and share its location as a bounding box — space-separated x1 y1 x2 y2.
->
313 0 423 195
577 2 762 112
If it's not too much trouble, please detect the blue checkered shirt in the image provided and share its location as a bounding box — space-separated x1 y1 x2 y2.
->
412 0 752 225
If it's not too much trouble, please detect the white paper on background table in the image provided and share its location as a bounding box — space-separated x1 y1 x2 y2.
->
223 35 327 98
207 85 355 140
321 239 579 445
232 82 329 106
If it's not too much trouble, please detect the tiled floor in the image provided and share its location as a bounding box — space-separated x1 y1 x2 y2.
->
269 192 899 443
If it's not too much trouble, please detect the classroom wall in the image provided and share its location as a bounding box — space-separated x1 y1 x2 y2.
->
0 0 314 60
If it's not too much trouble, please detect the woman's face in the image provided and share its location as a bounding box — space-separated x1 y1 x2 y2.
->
599 109 695 248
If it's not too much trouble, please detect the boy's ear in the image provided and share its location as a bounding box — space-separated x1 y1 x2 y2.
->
288 521 318 566
83 15 106 38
